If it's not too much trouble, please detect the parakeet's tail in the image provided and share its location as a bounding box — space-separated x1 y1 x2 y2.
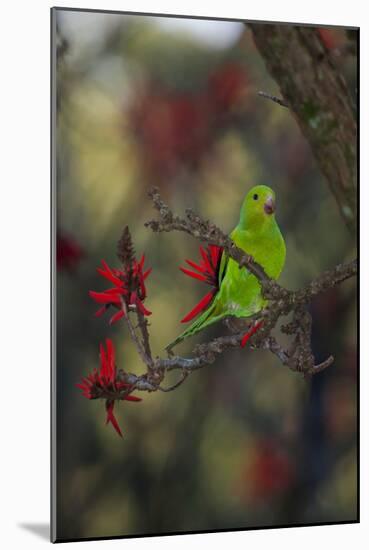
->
165 300 224 352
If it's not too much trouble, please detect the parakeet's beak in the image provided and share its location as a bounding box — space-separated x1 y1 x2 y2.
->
264 196 275 215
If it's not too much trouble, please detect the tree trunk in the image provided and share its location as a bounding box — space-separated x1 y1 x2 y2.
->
249 24 357 234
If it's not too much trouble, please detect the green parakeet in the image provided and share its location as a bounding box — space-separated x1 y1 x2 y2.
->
166 185 286 350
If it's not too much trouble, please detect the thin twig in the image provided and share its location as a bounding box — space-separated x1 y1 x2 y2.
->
157 370 189 392
121 299 151 366
258 90 289 108
136 310 154 369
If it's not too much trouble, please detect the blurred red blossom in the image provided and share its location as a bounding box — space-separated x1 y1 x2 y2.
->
57 232 84 271
76 339 142 437
180 244 223 322
89 256 152 324
128 62 249 179
245 439 294 501
318 28 340 50
207 62 249 114
129 90 211 177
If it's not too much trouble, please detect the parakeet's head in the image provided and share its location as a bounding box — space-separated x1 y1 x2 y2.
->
239 185 277 229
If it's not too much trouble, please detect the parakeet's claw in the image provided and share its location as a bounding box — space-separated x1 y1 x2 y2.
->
240 320 263 348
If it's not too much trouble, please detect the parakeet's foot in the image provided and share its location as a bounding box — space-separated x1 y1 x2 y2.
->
241 320 263 348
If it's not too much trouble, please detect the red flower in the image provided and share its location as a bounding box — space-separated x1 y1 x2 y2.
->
89 257 152 325
318 28 340 50
76 339 142 437
241 321 263 348
129 90 211 178
57 232 84 271
246 439 294 500
207 63 249 114
180 244 223 323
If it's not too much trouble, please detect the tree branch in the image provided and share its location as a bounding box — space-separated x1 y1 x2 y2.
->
258 90 289 108
102 190 358 395
121 298 152 368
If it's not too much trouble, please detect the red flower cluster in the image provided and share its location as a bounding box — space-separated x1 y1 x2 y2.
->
129 91 211 178
207 63 249 113
128 62 249 180
180 244 223 322
77 339 141 437
89 257 152 325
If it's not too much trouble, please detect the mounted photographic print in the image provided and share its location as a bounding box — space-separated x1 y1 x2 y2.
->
51 7 358 543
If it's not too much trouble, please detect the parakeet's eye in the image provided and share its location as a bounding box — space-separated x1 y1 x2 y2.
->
253 194 259 201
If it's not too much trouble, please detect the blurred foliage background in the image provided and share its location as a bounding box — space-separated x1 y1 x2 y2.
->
54 10 357 541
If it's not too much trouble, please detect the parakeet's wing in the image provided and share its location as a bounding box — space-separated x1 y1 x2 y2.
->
217 248 229 287
217 226 241 286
